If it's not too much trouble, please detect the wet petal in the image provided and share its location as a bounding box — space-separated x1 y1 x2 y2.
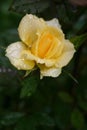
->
45 37 63 59
56 40 75 67
46 18 61 29
18 14 47 47
31 26 64 59
39 65 61 79
6 42 35 70
22 50 56 67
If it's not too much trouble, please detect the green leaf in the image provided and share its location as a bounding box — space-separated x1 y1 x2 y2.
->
54 99 72 129
1 112 24 126
10 0 50 14
24 67 38 78
58 92 73 103
70 33 87 50
78 100 87 111
15 113 54 130
71 108 85 129
63 70 78 84
34 113 55 126
20 74 40 98
78 96 87 111
15 117 36 130
72 13 87 35
67 72 79 84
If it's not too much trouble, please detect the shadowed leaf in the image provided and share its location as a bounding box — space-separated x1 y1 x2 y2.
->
20 73 40 98
58 92 73 103
71 108 85 129
10 0 50 14
70 33 87 50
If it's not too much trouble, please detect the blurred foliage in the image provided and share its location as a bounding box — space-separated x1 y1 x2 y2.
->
70 33 87 50
0 0 87 130
9 0 50 14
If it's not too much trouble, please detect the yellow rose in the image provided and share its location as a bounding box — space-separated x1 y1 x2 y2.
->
6 14 75 78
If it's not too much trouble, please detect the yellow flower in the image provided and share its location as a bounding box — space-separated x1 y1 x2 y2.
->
6 14 75 78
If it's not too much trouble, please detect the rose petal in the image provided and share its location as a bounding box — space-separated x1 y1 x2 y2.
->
22 50 56 67
6 42 35 70
39 65 61 79
45 37 63 59
31 26 64 59
18 14 47 47
46 18 61 29
56 40 75 67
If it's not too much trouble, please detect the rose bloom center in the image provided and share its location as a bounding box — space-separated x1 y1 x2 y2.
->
31 32 58 59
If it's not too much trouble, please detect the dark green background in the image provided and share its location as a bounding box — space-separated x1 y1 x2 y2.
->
0 0 87 130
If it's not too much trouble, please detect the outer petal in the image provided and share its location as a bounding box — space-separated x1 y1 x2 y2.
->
46 18 61 29
18 14 47 46
56 40 75 68
6 42 35 70
22 50 56 67
39 65 61 79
